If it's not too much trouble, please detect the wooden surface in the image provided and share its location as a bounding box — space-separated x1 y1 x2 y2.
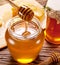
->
0 0 60 65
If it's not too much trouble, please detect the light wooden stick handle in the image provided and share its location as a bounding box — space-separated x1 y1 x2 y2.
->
6 0 19 9
38 52 60 65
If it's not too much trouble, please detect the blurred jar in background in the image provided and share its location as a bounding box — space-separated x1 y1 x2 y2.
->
45 0 60 44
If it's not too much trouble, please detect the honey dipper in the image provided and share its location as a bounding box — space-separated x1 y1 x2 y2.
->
6 0 34 37
6 0 34 21
38 52 60 65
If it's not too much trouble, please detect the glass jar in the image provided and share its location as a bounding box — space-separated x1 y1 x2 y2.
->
46 0 60 44
5 16 45 64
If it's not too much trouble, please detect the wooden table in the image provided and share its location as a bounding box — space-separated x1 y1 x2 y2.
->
0 0 60 65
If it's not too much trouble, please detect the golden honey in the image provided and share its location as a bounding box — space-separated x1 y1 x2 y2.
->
46 16 60 44
5 17 45 64
45 0 60 44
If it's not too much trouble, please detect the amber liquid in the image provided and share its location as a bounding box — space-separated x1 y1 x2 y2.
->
5 21 44 64
46 16 60 44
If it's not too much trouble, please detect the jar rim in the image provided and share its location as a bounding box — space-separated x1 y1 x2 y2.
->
7 16 42 40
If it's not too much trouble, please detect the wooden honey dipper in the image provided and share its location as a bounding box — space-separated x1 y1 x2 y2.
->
38 52 60 65
6 0 34 36
6 0 34 21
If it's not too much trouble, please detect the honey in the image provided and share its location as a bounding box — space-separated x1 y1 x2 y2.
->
46 16 60 44
46 0 60 44
5 17 45 64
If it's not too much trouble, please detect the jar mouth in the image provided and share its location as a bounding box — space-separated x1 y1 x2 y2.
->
46 7 60 23
7 16 42 40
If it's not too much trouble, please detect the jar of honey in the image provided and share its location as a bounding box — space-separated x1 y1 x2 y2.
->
46 0 60 44
5 16 45 64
